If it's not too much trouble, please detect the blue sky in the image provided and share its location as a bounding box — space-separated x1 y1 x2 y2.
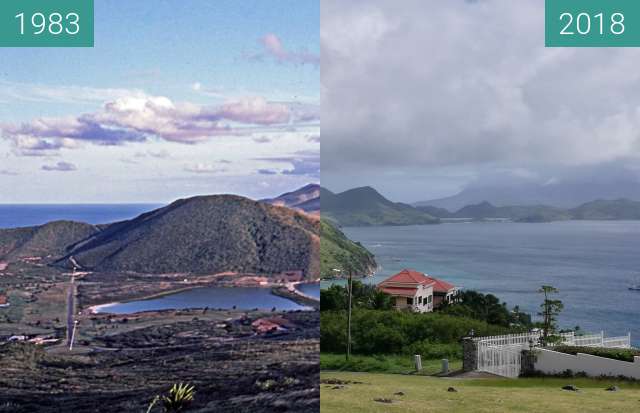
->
0 0 319 203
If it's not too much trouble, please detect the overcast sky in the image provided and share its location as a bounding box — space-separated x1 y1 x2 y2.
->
321 0 640 202
0 0 319 203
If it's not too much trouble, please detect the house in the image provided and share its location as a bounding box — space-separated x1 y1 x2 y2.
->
377 269 458 313
423 275 458 307
377 269 435 313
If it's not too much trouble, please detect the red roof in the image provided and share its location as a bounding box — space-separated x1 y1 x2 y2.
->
378 269 455 293
424 276 456 293
378 269 434 287
378 286 417 297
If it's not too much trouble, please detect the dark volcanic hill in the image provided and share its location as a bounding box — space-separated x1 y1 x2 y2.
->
0 221 99 261
261 184 320 215
62 195 320 277
321 186 439 227
1 196 320 278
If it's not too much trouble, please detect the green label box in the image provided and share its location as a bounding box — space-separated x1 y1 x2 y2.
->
0 0 93 47
546 0 640 47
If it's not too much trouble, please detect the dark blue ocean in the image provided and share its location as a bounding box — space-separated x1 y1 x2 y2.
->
0 204 161 229
322 221 640 346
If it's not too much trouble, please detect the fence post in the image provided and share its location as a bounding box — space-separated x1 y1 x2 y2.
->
414 355 422 372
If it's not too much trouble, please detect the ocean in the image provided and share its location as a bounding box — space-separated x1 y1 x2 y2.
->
0 204 161 229
323 221 640 346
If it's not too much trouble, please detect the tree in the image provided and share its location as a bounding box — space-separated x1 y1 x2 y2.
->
538 285 564 345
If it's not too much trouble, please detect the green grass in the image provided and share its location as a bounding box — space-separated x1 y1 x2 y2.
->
321 371 640 413
321 353 461 376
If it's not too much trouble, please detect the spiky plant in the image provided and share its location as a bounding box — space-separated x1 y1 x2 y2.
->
146 383 196 413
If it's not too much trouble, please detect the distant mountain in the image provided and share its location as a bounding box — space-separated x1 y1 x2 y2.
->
569 199 640 220
0 221 99 261
417 198 640 222
321 186 439 227
261 183 320 215
320 218 376 279
1 196 320 279
416 181 640 210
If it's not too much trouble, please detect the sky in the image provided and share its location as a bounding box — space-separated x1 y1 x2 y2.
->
321 0 640 203
0 0 319 203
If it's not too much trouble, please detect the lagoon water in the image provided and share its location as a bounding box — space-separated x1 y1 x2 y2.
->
0 204 160 229
323 221 640 345
97 286 310 314
296 282 320 299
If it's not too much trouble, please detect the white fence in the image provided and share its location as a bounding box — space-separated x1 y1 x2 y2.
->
534 348 640 379
474 331 632 378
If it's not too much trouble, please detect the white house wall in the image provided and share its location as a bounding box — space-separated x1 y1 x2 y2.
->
534 348 640 379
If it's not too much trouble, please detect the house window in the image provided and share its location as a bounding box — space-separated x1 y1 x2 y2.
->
418 296 423 304
427 296 432 303
407 297 413 305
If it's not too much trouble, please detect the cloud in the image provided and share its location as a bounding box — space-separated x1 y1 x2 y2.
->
253 136 271 144
260 33 320 67
1 94 311 155
255 150 320 177
212 96 290 125
321 0 640 175
183 163 227 174
258 169 278 175
0 80 145 104
41 161 77 172
0 169 18 176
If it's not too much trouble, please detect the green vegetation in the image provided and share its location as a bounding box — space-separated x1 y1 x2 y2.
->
321 186 439 226
320 281 391 310
321 371 640 413
147 383 196 413
321 353 461 375
320 220 377 279
538 285 564 345
552 346 640 363
440 290 532 328
321 309 514 355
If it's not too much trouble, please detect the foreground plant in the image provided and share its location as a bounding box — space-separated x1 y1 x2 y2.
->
146 383 196 413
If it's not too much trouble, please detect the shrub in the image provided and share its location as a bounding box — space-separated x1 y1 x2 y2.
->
552 346 640 363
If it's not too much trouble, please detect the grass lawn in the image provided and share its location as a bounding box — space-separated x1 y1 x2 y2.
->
321 353 461 376
320 371 640 413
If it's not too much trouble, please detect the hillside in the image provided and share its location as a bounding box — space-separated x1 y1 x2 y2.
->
320 218 376 279
0 221 99 262
57 195 320 278
569 199 640 220
261 183 320 215
321 186 439 227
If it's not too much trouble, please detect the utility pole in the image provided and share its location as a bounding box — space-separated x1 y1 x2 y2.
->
69 320 79 351
346 271 353 361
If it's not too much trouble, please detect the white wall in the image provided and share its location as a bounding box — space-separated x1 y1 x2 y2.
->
534 348 640 379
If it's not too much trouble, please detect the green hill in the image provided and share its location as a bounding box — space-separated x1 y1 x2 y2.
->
321 186 439 227
1 196 321 279
0 221 99 262
569 198 640 220
320 218 376 279
60 195 320 278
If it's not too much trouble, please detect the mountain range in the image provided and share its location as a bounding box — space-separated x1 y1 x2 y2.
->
417 199 640 222
1 194 320 278
321 186 439 226
261 183 320 215
415 180 640 210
